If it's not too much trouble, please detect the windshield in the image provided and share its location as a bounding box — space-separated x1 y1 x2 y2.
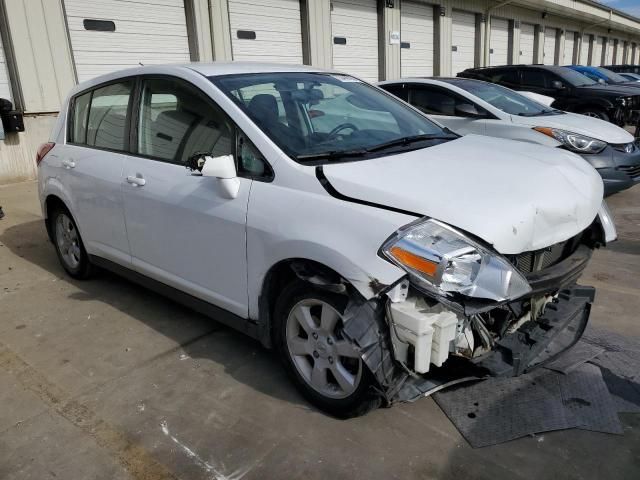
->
596 67 632 84
447 80 558 116
211 72 449 162
558 68 598 87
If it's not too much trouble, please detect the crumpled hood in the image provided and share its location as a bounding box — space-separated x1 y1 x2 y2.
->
512 111 634 144
322 135 604 254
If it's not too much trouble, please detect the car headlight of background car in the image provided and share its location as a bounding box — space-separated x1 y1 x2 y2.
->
381 219 531 302
533 127 607 154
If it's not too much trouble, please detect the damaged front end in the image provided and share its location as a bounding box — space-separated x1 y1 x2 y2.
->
340 204 616 405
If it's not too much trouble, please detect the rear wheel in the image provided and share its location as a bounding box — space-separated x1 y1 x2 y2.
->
274 280 380 418
51 207 92 279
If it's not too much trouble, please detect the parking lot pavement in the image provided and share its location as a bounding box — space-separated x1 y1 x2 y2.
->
0 181 639 480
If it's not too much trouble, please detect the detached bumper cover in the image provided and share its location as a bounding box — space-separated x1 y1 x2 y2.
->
473 285 595 377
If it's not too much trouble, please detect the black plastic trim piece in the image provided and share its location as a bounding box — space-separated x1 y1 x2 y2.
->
525 245 593 295
89 256 262 341
315 166 421 218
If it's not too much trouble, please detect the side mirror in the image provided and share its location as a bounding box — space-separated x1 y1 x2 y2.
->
455 103 484 118
597 78 606 84
201 154 240 199
551 80 565 90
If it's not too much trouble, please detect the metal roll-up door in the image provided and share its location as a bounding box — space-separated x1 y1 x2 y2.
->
64 0 191 83
605 40 614 64
580 35 590 65
563 31 576 64
0 35 11 102
331 0 379 82
451 11 476 75
616 41 624 64
543 27 557 65
229 0 303 63
519 23 535 64
489 18 509 66
400 1 434 77
592 36 603 65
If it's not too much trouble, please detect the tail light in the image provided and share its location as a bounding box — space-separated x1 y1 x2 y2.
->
36 142 55 166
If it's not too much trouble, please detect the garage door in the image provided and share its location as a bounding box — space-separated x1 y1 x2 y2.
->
605 40 614 64
331 0 379 82
489 18 509 66
229 0 303 64
579 35 590 65
400 1 434 77
519 23 535 64
563 31 576 64
543 27 557 65
451 11 476 75
64 0 191 83
616 41 624 64
592 36 603 65
0 35 11 102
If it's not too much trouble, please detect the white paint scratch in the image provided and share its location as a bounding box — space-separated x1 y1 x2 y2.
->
179 354 190 361
159 420 252 480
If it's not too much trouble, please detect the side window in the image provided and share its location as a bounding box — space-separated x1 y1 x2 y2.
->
86 82 133 151
521 70 548 88
137 78 233 164
70 92 91 143
237 132 272 179
381 84 408 101
491 69 520 87
408 87 458 116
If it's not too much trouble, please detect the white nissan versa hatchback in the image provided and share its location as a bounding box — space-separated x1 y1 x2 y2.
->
38 63 617 418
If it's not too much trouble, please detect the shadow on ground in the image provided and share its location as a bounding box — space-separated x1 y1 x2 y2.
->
0 219 307 410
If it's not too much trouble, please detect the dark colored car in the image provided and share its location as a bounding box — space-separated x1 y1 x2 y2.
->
457 64 640 126
567 66 640 90
604 65 640 74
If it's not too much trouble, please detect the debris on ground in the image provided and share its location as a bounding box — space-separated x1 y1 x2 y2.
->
433 326 640 447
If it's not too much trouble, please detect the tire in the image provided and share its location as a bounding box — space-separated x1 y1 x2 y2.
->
273 280 381 418
579 107 610 122
51 206 93 279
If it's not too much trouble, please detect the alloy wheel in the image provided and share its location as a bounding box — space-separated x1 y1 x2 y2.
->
55 213 82 270
285 299 362 399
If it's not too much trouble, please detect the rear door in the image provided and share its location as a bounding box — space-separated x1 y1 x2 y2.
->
405 84 487 136
63 80 134 265
122 76 252 317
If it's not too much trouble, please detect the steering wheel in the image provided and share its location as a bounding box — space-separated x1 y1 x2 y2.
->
327 123 359 138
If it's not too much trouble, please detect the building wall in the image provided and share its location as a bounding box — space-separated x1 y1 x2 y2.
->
2 0 640 184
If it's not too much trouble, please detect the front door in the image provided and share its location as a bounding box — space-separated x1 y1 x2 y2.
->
122 76 250 317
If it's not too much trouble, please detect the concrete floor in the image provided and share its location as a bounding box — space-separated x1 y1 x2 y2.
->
0 180 639 480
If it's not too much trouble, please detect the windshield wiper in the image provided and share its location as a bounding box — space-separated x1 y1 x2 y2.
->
365 133 454 153
516 109 560 117
295 149 369 162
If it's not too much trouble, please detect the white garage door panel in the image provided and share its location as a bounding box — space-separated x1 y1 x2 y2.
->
64 0 190 83
229 0 303 64
489 18 509 66
616 42 624 64
564 31 576 64
451 11 476 75
520 23 535 64
332 0 379 82
543 28 557 65
580 35 590 65
401 1 434 77
605 41 614 64
0 35 11 102
592 37 603 65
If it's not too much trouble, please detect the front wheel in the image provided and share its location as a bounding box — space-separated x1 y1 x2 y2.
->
273 280 380 418
579 108 610 122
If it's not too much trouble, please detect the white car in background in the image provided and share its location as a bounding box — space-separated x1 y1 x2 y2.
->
38 63 615 418
379 78 640 196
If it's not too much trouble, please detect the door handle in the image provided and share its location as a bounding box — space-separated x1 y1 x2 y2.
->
62 159 76 169
126 175 146 187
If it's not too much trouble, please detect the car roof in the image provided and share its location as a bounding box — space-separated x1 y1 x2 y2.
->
185 62 327 76
465 64 567 74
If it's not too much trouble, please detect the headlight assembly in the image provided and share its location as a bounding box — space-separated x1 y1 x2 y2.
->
533 127 607 154
381 219 531 302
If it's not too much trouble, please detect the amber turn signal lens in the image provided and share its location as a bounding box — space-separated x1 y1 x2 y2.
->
390 246 438 277
533 127 554 138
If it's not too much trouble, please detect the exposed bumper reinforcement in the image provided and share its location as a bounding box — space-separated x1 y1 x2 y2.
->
473 284 595 377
